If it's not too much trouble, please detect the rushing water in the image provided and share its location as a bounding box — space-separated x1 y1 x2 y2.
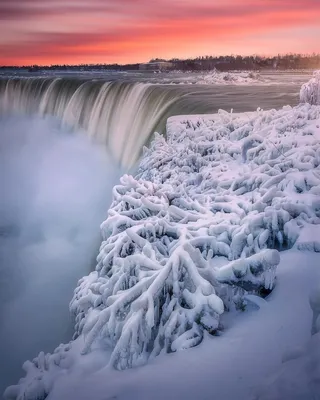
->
0 72 308 393
0 75 304 168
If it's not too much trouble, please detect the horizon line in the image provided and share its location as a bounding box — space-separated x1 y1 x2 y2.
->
1 52 320 68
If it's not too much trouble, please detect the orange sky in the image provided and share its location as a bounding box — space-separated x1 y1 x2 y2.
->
0 0 320 66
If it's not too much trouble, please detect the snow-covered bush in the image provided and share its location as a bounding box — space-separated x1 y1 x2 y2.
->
300 71 320 105
71 175 280 370
3 343 73 400
5 102 320 399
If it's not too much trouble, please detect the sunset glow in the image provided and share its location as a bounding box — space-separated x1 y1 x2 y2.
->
1 0 320 66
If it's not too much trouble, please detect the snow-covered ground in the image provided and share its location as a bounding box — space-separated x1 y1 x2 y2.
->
4 75 320 400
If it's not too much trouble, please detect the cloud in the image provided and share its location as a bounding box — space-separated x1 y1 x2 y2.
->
1 0 319 20
1 0 320 65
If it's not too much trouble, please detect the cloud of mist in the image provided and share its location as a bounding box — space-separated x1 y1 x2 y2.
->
0 115 120 393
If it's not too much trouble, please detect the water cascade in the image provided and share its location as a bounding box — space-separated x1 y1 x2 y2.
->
0 79 187 168
0 77 300 168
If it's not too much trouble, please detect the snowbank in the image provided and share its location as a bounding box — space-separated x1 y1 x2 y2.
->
300 70 320 105
254 331 320 400
5 101 320 400
196 71 262 85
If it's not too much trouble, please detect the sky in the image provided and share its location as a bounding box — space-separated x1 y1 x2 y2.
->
0 0 320 66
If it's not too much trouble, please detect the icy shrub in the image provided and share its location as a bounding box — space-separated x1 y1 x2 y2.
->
300 71 320 105
69 176 281 371
3 343 73 400
71 103 320 370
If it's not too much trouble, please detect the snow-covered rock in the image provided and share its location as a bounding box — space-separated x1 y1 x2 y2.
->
5 102 320 400
300 71 320 105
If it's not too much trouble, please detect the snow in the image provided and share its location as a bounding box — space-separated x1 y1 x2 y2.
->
295 223 320 252
254 333 320 399
4 80 320 400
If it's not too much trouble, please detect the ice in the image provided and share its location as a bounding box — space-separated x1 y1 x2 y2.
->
157 70 266 85
196 71 263 85
295 223 320 252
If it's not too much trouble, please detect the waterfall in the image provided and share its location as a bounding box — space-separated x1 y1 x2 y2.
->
0 78 184 168
0 77 301 169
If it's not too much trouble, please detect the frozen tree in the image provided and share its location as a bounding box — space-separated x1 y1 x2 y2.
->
69 176 281 370
300 71 320 105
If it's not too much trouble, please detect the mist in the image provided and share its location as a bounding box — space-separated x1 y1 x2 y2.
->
0 115 120 393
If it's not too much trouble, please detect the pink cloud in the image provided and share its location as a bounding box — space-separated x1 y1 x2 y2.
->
1 0 319 65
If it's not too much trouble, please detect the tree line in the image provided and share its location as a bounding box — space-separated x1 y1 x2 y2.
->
1 53 319 71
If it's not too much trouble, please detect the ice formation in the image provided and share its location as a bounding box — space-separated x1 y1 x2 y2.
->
309 286 320 335
196 71 262 85
159 70 264 85
300 71 320 105
5 100 320 399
